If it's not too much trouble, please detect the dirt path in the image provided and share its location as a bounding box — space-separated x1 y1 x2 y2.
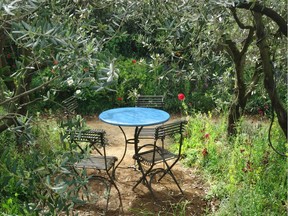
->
76 115 208 215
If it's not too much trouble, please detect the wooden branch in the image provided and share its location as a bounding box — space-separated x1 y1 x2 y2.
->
230 7 254 30
17 98 42 109
0 76 59 106
0 113 21 133
225 39 240 62
244 61 262 99
234 2 287 37
253 12 287 138
240 27 254 56
0 113 24 122
229 8 255 56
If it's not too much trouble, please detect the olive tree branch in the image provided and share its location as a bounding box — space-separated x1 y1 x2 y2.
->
0 76 59 106
234 2 287 37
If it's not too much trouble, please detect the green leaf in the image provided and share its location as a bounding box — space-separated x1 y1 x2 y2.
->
21 21 31 30
55 38 68 46
3 5 15 16
33 166 45 173
32 38 40 49
45 28 55 35
1 176 13 188
50 181 68 193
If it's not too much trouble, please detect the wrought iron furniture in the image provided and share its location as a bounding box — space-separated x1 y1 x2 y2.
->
60 96 123 213
70 129 122 214
132 119 188 197
98 107 170 169
67 129 108 156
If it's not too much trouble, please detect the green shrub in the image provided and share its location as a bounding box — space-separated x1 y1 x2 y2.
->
0 117 79 215
179 112 287 215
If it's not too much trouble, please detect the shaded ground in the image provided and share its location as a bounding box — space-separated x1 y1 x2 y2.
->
74 115 209 215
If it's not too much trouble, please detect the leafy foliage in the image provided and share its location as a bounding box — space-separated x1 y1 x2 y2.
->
179 113 287 215
0 0 287 215
0 114 101 215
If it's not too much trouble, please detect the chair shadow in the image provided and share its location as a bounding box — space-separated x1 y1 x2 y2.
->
128 190 206 216
126 169 207 216
69 167 207 216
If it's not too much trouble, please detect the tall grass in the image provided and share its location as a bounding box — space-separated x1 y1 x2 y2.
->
181 112 287 215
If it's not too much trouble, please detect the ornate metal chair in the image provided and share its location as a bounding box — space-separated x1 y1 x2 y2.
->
132 119 188 197
59 96 122 213
70 129 122 214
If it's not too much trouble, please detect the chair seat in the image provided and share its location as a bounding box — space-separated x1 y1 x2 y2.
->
75 155 118 170
133 147 176 165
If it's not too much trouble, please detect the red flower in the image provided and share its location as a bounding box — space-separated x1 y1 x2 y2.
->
202 148 208 157
204 133 210 139
117 97 123 101
258 108 264 116
7 53 11 59
243 161 253 173
178 93 185 101
132 59 137 64
246 161 252 171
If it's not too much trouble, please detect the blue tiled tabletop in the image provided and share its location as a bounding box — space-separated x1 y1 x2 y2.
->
99 107 170 127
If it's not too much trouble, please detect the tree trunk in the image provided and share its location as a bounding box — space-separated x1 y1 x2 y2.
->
224 10 256 137
253 12 287 139
227 56 247 136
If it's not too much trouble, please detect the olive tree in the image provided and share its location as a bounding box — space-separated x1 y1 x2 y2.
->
120 0 287 138
1 0 286 138
0 1 134 214
217 0 287 138
0 0 129 137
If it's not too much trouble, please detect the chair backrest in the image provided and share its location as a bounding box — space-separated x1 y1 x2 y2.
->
155 119 187 138
155 119 188 153
62 96 78 116
68 129 106 147
136 95 164 109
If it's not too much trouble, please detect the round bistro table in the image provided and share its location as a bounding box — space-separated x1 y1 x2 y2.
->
99 107 170 168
